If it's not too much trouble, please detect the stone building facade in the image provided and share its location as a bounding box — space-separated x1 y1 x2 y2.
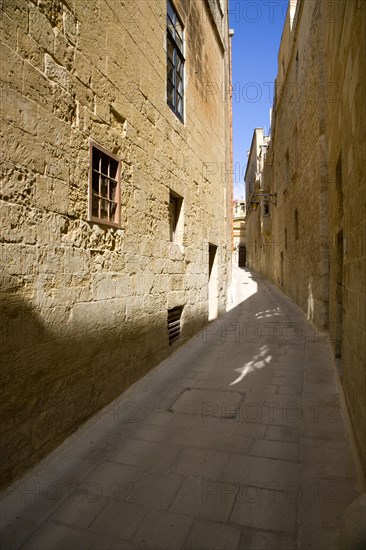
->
232 199 246 267
0 0 233 485
245 0 366 474
244 128 271 272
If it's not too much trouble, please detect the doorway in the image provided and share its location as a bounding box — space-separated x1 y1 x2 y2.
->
208 243 218 321
238 245 246 268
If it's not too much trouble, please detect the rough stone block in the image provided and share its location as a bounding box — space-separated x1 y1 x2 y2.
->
45 53 68 89
0 11 17 50
0 42 23 93
29 4 54 53
54 28 74 70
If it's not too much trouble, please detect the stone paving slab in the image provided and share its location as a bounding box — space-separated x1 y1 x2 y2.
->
238 529 295 550
169 388 245 419
230 487 297 533
132 509 193 550
1 267 364 550
184 518 241 550
222 453 301 488
169 477 237 523
89 500 148 542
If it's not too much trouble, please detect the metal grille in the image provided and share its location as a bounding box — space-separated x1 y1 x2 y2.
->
168 306 182 345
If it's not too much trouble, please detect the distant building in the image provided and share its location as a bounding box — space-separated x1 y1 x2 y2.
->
232 199 246 267
244 129 270 270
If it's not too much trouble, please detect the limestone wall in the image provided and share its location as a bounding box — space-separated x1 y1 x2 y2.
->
324 0 366 475
265 0 329 329
0 0 232 486
245 0 366 475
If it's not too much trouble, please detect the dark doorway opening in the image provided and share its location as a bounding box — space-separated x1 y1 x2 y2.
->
238 245 246 268
208 243 218 321
335 230 344 360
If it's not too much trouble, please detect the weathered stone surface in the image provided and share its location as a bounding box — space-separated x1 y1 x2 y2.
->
245 0 366 477
44 53 68 89
0 0 232 487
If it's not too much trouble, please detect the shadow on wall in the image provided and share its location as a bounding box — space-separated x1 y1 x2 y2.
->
0 289 204 488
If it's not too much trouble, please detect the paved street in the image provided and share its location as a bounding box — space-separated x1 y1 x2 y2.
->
1 267 363 550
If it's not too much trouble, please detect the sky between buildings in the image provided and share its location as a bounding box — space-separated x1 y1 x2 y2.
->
230 0 287 199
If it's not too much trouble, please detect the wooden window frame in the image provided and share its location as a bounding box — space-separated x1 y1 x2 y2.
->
88 140 121 228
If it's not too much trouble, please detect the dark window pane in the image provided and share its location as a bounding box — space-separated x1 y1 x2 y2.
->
92 195 99 217
110 180 117 201
167 18 174 38
167 40 175 63
110 202 117 221
177 95 183 115
168 60 174 83
177 57 183 75
101 155 108 176
100 199 109 220
110 159 118 179
167 2 175 24
101 176 108 198
92 171 99 193
92 148 100 171
176 33 183 52
167 80 174 105
176 20 183 41
176 74 183 95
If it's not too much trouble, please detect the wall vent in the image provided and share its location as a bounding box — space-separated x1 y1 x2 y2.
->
168 307 183 345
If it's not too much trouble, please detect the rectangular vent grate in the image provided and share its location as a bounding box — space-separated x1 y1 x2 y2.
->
168 306 183 345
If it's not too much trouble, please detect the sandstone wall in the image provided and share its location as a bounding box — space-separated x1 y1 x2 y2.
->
262 0 329 330
324 0 366 474
245 0 366 475
0 0 232 486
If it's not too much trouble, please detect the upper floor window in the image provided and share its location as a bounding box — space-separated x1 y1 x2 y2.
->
167 1 184 121
89 142 121 227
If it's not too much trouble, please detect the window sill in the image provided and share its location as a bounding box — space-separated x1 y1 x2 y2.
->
167 102 184 124
87 216 122 230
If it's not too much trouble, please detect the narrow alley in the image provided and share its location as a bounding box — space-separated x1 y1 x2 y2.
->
1 266 362 550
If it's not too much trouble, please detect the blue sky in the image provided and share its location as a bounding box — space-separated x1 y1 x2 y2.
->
229 0 287 199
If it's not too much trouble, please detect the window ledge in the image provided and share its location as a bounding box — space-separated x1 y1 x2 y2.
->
87 216 122 230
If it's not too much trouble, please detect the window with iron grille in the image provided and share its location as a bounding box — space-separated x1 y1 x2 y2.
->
89 142 121 227
167 0 184 121
168 306 183 345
